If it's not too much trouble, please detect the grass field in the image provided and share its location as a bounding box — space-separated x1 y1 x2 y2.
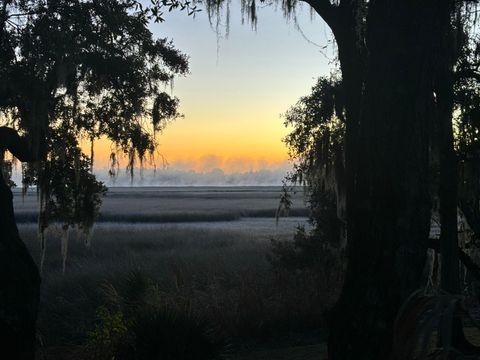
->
13 186 309 223
15 187 333 359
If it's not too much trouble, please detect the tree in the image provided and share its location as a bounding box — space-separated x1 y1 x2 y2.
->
0 127 41 360
327 3 455 358
0 0 191 357
272 74 346 274
282 74 346 244
205 0 470 358
270 75 347 311
283 5 480 355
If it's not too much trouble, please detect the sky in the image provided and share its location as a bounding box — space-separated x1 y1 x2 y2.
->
92 2 335 182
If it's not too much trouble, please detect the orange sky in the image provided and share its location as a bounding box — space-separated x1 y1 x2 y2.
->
89 5 332 174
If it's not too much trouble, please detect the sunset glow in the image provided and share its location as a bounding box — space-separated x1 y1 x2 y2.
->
86 4 332 175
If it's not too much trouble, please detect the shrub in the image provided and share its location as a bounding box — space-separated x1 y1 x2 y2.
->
132 308 222 360
86 307 129 360
85 271 225 360
269 190 345 314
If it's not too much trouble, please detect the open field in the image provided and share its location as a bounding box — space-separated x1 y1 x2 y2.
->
15 187 333 359
13 186 309 223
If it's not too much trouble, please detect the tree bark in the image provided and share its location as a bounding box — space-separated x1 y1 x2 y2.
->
326 1 449 358
0 127 41 359
435 4 459 295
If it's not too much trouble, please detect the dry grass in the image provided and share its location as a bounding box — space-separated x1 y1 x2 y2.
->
14 187 333 358
18 221 331 357
13 186 308 223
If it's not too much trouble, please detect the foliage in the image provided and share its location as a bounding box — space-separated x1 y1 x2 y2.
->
132 308 223 360
272 194 342 265
0 0 190 267
0 158 15 188
85 271 224 360
454 15 480 218
283 75 345 193
87 306 129 360
271 75 346 279
281 74 345 230
270 192 345 315
277 20 480 269
34 128 107 232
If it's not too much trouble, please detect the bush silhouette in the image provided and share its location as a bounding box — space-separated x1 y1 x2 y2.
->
132 308 223 360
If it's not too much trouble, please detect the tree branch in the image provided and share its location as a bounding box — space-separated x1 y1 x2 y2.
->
299 0 339 32
428 238 480 284
5 11 41 19
0 127 45 162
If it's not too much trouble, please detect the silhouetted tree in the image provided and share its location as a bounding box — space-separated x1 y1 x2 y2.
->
0 127 41 359
283 6 480 354
282 74 346 245
204 0 473 358
0 0 192 357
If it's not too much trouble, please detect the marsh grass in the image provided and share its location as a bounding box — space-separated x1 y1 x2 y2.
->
19 222 331 358
15 208 309 224
14 186 309 225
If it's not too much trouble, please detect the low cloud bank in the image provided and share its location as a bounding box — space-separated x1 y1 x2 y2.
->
94 166 291 187
10 160 293 187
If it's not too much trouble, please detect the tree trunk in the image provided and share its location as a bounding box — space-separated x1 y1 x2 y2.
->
433 8 479 353
0 128 41 359
335 17 365 253
435 4 459 296
327 1 449 358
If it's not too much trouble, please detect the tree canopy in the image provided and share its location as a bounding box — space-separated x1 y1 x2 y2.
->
0 0 191 267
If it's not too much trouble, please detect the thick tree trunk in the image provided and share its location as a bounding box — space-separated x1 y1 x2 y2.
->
327 1 449 358
0 175 40 359
0 127 41 359
335 19 365 254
